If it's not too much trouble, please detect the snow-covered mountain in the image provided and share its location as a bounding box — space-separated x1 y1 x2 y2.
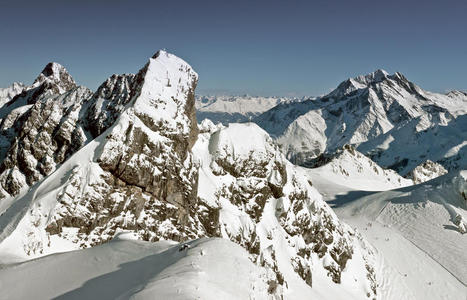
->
0 82 25 107
0 51 386 299
304 145 413 194
254 70 467 176
196 95 300 124
0 63 93 202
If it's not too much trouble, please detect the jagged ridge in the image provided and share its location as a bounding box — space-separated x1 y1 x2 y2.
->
254 69 467 175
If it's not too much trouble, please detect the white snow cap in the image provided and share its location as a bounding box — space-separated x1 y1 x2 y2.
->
132 49 198 133
40 62 67 77
35 62 74 82
32 62 76 93
355 69 389 85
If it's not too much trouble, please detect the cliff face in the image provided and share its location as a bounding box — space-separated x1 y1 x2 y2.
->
44 50 202 244
85 73 136 137
97 50 199 209
0 63 91 199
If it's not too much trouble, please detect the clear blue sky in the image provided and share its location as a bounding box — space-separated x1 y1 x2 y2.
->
1 0 466 96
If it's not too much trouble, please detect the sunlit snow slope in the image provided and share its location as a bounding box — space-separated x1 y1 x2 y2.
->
0 237 270 300
307 167 467 299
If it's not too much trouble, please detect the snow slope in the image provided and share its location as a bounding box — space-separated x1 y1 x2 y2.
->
304 145 413 194
0 237 271 300
320 170 467 294
304 164 466 299
332 170 467 282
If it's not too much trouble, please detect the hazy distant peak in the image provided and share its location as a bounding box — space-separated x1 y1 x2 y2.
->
354 69 389 85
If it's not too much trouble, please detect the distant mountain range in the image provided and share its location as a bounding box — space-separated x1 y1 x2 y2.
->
196 94 303 124
200 69 467 176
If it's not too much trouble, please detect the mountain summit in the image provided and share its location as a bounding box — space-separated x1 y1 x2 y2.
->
32 62 77 94
255 70 467 174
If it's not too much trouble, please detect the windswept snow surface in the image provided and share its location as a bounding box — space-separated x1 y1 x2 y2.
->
307 167 467 299
332 171 467 283
0 237 271 300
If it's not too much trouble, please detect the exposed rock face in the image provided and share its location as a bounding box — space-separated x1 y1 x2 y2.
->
407 160 448 184
0 64 92 199
85 74 135 137
43 51 203 245
0 87 92 197
97 50 199 215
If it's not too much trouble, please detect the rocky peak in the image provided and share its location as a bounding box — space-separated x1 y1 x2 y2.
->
32 62 77 94
406 160 448 184
327 69 390 100
325 69 426 106
354 69 389 85
131 49 199 147
85 73 136 137
94 50 200 236
446 90 467 99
